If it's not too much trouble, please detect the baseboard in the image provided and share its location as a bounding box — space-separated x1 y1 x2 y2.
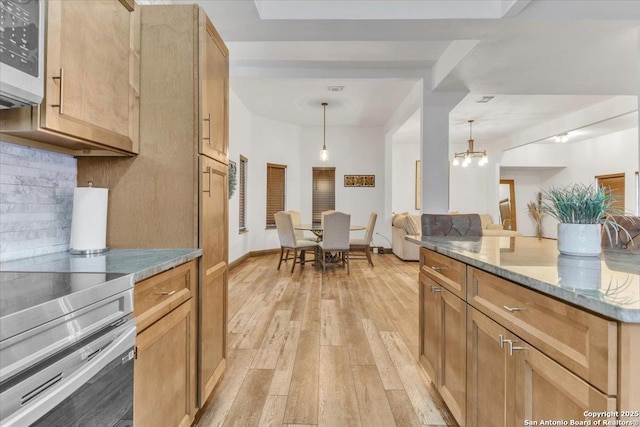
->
229 248 280 271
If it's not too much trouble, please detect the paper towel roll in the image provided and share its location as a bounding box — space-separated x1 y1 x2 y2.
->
70 187 108 253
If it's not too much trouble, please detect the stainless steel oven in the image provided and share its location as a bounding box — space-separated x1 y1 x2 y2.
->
0 271 135 426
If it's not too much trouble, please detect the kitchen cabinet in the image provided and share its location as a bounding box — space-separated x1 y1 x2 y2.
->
466 307 616 427
419 262 466 426
418 247 636 427
134 261 197 427
0 0 139 156
200 18 229 164
77 4 228 411
199 156 228 404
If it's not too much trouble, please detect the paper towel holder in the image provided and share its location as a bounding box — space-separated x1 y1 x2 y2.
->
69 181 110 256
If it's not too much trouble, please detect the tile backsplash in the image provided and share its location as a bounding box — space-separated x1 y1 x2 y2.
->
0 141 77 262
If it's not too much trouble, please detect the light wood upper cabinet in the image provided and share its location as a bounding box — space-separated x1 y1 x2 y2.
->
199 16 228 164
0 0 139 156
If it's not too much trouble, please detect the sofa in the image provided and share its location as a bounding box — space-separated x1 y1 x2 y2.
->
391 212 523 261
392 213 421 261
479 214 523 237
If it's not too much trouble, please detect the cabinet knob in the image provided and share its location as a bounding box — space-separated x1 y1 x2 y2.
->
429 285 444 293
503 305 523 313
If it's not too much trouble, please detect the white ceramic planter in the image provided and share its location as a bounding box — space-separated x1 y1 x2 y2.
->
557 223 602 257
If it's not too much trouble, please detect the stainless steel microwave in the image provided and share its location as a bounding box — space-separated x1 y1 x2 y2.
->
0 0 45 109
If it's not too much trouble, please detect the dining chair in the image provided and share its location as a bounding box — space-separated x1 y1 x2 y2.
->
274 211 319 273
421 213 483 237
318 211 351 274
349 212 377 267
320 210 336 227
286 210 317 242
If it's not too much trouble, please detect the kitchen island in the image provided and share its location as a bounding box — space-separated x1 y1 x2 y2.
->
406 235 639 427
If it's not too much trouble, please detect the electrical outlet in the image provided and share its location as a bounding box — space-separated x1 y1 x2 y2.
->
373 247 379 254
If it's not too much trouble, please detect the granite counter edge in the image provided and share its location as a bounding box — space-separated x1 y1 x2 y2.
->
131 250 203 282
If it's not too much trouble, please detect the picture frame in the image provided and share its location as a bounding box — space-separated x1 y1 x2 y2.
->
344 175 375 187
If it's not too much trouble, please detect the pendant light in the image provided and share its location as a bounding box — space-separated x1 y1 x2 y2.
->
319 102 329 162
452 119 488 167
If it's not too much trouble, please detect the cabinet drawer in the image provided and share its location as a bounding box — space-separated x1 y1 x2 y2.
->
421 248 466 298
468 267 617 395
134 261 196 332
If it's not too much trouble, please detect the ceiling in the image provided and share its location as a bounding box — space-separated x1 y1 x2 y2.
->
193 0 640 145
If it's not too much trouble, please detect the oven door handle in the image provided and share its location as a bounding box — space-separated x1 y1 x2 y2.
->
1 322 136 427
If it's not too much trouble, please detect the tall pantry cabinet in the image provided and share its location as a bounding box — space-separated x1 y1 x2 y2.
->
76 3 229 417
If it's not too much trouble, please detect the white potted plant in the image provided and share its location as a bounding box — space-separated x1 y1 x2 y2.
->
542 183 628 256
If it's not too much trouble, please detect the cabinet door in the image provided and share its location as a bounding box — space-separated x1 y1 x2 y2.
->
420 274 440 384
514 340 617 425
467 307 515 427
439 287 466 426
134 300 196 427
42 0 138 153
199 14 228 164
199 156 228 405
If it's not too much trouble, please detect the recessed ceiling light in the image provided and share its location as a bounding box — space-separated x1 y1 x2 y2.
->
475 95 495 104
554 133 569 143
327 86 344 92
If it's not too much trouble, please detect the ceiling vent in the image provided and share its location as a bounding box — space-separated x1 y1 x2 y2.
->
327 86 344 92
476 95 495 104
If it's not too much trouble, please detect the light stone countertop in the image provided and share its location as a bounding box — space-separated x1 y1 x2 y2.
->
0 248 202 283
406 235 640 323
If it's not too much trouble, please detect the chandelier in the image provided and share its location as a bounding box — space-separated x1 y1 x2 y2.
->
319 102 329 162
452 119 488 167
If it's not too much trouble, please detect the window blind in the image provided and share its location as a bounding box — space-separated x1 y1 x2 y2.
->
266 163 286 228
239 156 247 231
312 167 336 224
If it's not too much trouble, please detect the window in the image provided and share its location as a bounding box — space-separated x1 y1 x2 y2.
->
266 163 286 228
312 167 336 224
239 156 248 232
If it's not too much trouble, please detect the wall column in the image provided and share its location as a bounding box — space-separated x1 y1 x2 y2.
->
420 88 468 213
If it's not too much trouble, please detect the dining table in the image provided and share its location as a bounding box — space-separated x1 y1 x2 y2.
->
294 223 366 241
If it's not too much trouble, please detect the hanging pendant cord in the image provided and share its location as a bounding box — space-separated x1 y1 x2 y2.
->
323 102 327 149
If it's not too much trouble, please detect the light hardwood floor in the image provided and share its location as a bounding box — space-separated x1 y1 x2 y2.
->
196 253 456 427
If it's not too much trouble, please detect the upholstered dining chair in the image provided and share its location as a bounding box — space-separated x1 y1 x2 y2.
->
421 213 483 237
349 212 377 267
318 211 351 274
286 210 317 242
275 211 319 273
320 210 336 227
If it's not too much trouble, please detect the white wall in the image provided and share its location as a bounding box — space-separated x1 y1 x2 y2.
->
501 127 638 238
228 90 253 263
449 156 497 217
391 139 420 215
299 126 387 248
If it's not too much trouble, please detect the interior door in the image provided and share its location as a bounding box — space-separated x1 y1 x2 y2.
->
596 173 625 213
199 155 228 406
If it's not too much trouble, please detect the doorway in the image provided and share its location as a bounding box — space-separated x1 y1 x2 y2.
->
596 173 625 213
499 179 517 231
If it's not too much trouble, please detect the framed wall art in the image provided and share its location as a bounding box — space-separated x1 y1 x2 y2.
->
344 175 375 187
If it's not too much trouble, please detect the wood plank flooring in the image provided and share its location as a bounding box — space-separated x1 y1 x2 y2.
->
196 253 456 427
